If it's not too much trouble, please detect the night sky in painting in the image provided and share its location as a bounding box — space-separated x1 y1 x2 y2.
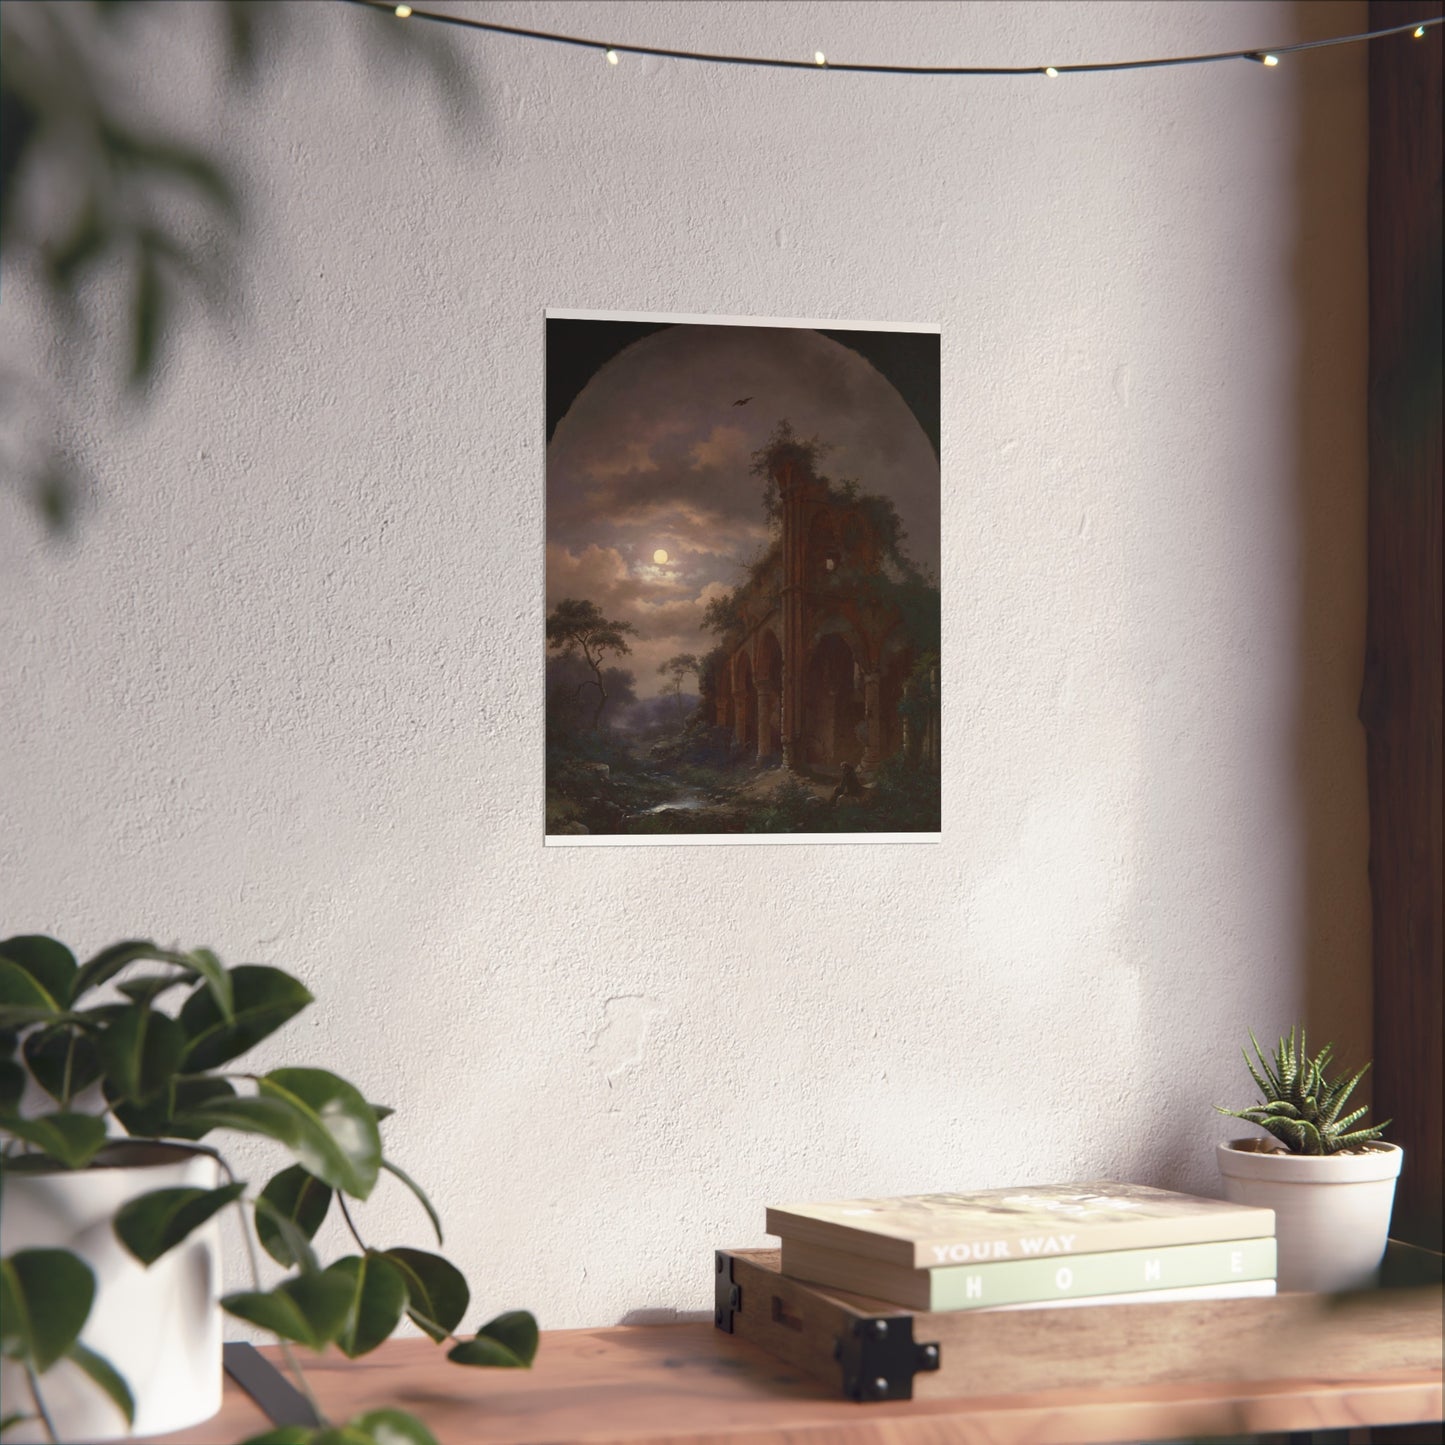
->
546 317 940 700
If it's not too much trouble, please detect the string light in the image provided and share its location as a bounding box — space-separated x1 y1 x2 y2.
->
605 48 619 65
338 2 1443 79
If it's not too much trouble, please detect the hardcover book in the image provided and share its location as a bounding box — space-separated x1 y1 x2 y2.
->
779 1234 1278 1310
766 1181 1275 1270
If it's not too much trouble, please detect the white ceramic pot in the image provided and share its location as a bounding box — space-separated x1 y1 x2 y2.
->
1216 1137 1403 1293
0 1141 224 1442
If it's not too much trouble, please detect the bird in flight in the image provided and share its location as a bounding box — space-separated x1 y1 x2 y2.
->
732 396 753 406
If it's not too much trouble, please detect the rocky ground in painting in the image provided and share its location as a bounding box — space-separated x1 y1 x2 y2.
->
546 725 939 837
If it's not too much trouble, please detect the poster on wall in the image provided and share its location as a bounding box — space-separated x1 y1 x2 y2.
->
545 309 940 846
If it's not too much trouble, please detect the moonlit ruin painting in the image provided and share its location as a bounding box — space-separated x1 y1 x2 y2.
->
545 311 940 844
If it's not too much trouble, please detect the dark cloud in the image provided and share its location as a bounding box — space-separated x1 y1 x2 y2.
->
547 322 939 698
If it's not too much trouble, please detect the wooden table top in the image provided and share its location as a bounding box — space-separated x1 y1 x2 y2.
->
150 1320 1444 1445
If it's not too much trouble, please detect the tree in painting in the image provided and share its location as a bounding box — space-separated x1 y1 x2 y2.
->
545 599 637 732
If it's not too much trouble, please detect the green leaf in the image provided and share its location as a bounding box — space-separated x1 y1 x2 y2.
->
1 1414 36 1435
180 966 312 1071
252 1196 321 1276
182 948 234 1022
0 938 76 1008
310 1431 374 1445
116 975 191 1008
382 1248 468 1342
0 960 60 1027
0 1112 108 1168
380 1158 442 1245
67 1341 135 1426
351 1409 440 1445
98 1006 187 1103
113 1182 245 1265
258 1069 381 1201
447 1310 538 1369
0 1248 96 1371
370 1103 394 1122
71 941 175 1000
116 1075 239 1142
326 1253 407 1359
222 1272 353 1351
256 1165 332 1268
23 1027 102 1102
0 1060 24 1114
238 1431 314 1445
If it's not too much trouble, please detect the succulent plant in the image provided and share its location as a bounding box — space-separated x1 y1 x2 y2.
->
1216 1025 1391 1156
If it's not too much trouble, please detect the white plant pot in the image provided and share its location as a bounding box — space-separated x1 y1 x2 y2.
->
0 1141 224 1442
1216 1137 1403 1293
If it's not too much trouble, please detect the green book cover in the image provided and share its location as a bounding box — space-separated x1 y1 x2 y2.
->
779 1235 1278 1311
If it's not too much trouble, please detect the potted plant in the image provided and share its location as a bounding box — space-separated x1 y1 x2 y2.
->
0 934 537 1444
1215 1024 1402 1293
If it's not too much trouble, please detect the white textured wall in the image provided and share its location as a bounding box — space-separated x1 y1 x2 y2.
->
0 1 1370 1330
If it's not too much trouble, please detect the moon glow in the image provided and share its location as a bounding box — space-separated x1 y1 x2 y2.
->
653 549 669 564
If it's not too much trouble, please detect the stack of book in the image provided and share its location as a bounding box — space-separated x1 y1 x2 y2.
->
766 1181 1277 1312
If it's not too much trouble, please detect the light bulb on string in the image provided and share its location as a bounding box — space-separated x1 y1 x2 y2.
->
1414 26 1426 38
1263 53 1279 66
394 3 411 15
1044 66 1059 78
605 48 619 65
814 51 826 67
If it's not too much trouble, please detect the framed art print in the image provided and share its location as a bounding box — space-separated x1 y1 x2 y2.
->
545 310 940 845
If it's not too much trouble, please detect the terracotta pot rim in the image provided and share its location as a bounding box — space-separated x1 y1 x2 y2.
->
2 1138 216 1176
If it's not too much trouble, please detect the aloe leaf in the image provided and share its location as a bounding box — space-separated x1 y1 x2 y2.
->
256 1165 332 1268
258 1070 380 1200
0 1112 107 1168
67 1341 135 1426
113 1182 245 1265
326 1253 407 1359
0 1248 95 1371
380 1158 442 1246
447 1309 538 1368
179 966 312 1071
382 1248 468 1341
0 938 76 1008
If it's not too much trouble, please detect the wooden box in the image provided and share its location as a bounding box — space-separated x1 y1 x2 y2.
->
715 1242 1445 1404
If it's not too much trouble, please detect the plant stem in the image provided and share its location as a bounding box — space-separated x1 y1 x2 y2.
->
336 1194 367 1253
24 1364 57 1444
60 1032 77 1110
219 1157 326 1428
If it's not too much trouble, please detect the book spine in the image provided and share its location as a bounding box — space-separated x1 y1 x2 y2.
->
930 1236 1276 1310
981 1278 1277 1312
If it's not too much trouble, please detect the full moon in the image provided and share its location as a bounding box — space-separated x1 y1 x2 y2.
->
652 549 668 564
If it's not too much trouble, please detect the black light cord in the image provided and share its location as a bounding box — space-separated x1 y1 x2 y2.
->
338 1 1441 77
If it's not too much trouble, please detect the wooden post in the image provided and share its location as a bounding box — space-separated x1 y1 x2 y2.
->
1364 0 1443 1265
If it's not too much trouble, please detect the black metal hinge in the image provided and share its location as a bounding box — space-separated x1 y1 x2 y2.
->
714 1250 742 1332
833 1313 941 1401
